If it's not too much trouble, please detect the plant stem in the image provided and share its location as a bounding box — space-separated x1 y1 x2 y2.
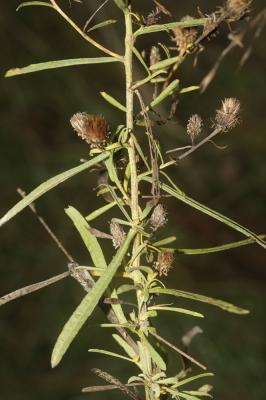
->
124 6 154 400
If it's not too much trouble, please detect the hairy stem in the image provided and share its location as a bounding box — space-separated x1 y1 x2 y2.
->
124 6 155 400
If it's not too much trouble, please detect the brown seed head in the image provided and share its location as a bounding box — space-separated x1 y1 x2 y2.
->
225 0 252 21
215 98 241 131
187 114 203 143
150 204 167 231
110 222 126 249
70 113 108 146
155 251 174 276
172 16 198 56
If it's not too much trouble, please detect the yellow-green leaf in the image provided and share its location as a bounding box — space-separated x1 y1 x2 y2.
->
51 229 136 367
5 57 120 78
0 153 109 228
149 287 249 315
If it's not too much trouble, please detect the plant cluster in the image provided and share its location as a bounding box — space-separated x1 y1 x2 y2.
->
1 1 266 399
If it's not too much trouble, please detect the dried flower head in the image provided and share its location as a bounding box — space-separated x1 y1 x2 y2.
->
187 114 203 144
155 251 174 276
110 222 126 249
172 16 198 56
225 0 252 21
215 98 241 131
150 204 167 231
70 113 108 146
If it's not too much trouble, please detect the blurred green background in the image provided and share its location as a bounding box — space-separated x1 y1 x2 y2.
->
0 1 265 399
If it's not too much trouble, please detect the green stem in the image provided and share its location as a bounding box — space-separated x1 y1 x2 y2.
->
124 6 155 400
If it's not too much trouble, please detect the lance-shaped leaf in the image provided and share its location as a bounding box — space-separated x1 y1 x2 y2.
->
150 56 180 71
172 373 214 389
149 287 249 315
100 92 127 112
87 19 117 33
135 18 208 37
149 79 179 108
148 306 204 318
65 207 107 270
88 348 134 363
51 229 136 368
176 236 265 255
5 57 120 78
113 0 128 10
142 335 167 371
142 177 266 249
0 152 109 228
16 1 53 11
86 202 116 222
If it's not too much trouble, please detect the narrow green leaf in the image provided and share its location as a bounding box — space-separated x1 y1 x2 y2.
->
150 56 180 71
112 333 138 359
135 18 208 37
171 373 214 389
177 236 266 255
113 0 128 10
117 284 135 295
133 47 150 74
142 336 166 371
85 202 116 222
150 79 179 108
100 91 127 112
149 306 204 318
153 236 177 246
156 376 179 385
109 288 128 325
5 57 120 78
142 177 266 250
87 19 117 33
149 287 249 315
16 1 53 11
132 70 166 90
179 86 200 94
132 134 150 170
179 392 202 400
65 207 107 269
51 229 136 368
88 348 134 363
0 153 109 228
183 391 212 398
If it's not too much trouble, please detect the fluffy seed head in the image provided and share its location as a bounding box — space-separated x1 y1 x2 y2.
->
187 114 203 143
150 204 167 231
225 0 252 21
155 251 174 276
110 222 126 249
70 113 108 146
215 98 241 131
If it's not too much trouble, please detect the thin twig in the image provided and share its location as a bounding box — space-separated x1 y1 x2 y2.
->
167 127 222 160
17 188 74 262
83 0 110 32
82 383 143 393
49 0 121 59
150 330 207 370
0 272 70 306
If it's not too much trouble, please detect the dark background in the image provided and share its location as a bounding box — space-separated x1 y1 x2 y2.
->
0 1 265 399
